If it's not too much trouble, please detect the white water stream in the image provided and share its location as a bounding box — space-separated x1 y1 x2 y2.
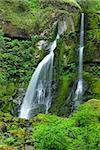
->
19 34 59 119
73 13 84 108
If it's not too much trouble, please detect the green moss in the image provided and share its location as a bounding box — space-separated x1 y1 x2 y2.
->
84 72 100 99
0 0 80 38
87 14 100 30
90 78 100 96
0 78 19 113
50 74 74 116
37 0 81 10
77 0 100 13
0 145 17 150
84 29 100 62
51 28 78 116
9 128 26 138
63 0 81 8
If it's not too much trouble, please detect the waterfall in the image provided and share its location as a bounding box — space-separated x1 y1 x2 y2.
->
72 13 84 109
19 34 59 119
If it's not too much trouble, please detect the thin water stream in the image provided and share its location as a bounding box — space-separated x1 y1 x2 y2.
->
72 13 84 109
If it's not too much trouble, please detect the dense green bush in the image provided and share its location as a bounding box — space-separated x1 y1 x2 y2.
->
0 30 36 85
32 99 100 150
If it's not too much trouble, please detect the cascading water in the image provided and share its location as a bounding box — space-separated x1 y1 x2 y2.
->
19 34 59 119
72 13 84 109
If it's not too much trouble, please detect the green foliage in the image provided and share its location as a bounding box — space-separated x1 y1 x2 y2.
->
0 31 36 85
85 65 100 76
87 14 100 30
4 137 16 145
77 0 100 13
28 0 39 9
0 100 100 149
32 124 68 150
0 112 28 148
32 99 100 150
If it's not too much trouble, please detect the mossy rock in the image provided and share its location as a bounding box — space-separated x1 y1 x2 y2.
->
84 72 100 99
38 0 81 11
0 79 19 113
50 74 75 116
84 28 100 62
0 0 81 38
0 145 17 150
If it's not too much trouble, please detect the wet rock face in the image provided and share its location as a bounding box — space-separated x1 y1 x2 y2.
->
2 21 30 39
13 86 26 107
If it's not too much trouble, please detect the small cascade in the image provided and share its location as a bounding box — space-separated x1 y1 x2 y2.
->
19 34 59 119
72 13 84 109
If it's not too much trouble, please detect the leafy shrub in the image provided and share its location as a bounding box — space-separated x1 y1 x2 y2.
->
0 30 36 85
32 99 100 150
33 124 68 150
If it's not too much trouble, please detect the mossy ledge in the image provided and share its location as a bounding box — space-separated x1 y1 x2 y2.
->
0 0 81 39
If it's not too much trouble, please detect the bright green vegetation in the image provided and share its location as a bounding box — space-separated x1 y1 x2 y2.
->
0 31 35 85
32 99 100 150
0 99 100 150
